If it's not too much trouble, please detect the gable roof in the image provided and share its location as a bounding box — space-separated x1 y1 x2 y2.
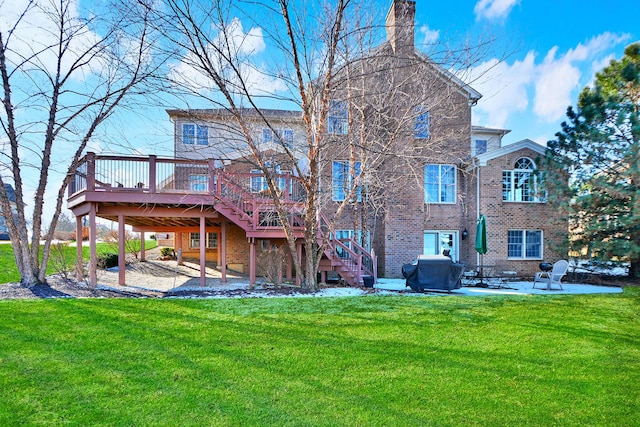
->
476 138 546 166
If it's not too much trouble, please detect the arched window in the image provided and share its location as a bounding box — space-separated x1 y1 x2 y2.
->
502 157 545 202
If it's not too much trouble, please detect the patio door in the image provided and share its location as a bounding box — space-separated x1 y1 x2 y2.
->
424 231 459 262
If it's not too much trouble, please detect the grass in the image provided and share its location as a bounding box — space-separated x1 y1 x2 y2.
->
0 289 638 426
0 240 158 284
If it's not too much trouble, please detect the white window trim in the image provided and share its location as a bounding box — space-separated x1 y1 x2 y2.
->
502 157 545 203
424 164 457 204
189 232 218 249
414 107 430 139
507 229 543 260
328 100 348 135
182 123 208 146
332 160 362 202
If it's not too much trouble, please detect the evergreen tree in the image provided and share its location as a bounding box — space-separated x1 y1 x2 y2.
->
545 43 640 278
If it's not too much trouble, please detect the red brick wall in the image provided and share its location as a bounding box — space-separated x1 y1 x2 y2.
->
477 148 567 277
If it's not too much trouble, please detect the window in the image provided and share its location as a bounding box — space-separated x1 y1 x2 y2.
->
281 129 294 148
250 165 290 194
332 160 362 202
262 128 274 143
182 124 208 145
189 175 207 192
182 124 195 145
508 230 542 259
424 231 458 261
251 170 268 193
190 232 218 248
503 157 545 202
333 230 369 258
414 107 430 139
328 100 348 135
475 139 487 154
197 125 208 145
424 164 456 203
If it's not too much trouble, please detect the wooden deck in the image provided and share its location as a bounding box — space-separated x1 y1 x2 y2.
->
67 152 376 289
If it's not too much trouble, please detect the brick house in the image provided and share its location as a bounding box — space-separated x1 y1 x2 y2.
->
67 0 566 287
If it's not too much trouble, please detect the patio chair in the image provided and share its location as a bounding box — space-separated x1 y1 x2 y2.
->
533 260 569 290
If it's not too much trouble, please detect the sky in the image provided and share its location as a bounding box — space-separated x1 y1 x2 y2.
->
114 0 640 150
413 0 639 145
1 0 639 225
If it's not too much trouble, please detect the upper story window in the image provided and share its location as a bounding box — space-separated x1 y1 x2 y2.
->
424 164 456 204
508 230 542 259
475 139 488 154
332 160 361 202
250 164 289 193
262 128 274 143
262 128 294 149
281 129 294 148
182 123 208 145
503 157 545 202
414 107 430 139
328 100 348 135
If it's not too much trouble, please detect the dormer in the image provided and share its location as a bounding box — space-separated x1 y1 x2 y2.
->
471 125 510 156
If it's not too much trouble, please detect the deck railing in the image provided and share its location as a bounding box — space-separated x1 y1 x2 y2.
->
70 152 306 204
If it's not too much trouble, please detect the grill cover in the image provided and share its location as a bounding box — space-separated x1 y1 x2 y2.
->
401 255 464 292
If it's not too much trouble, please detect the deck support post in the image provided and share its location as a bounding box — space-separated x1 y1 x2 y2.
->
200 216 206 287
76 215 83 281
140 231 145 262
285 245 292 281
118 215 126 285
175 231 183 264
89 204 97 288
221 221 227 283
296 241 302 286
249 238 256 286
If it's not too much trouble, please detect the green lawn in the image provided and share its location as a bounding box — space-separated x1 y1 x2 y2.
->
0 240 158 284
0 289 638 426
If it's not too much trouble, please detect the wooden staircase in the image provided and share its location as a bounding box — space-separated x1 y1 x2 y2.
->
211 171 377 286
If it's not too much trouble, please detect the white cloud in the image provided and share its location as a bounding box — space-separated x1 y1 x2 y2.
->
169 17 286 97
474 0 520 20
0 0 102 80
419 24 440 45
533 32 630 122
467 51 536 128
468 32 631 128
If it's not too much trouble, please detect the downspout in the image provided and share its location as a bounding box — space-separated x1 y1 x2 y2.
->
476 159 481 267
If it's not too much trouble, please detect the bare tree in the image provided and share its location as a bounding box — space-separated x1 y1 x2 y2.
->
146 0 493 288
0 0 159 286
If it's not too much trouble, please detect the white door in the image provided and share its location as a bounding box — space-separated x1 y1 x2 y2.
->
424 231 459 262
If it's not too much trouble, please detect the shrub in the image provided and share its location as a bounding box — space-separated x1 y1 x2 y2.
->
49 242 73 279
71 227 90 241
97 253 119 269
160 247 175 259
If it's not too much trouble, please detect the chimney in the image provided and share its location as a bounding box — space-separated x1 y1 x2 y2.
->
386 0 416 55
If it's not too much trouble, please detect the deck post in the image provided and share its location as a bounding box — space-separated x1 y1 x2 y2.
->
140 231 146 262
89 204 97 288
249 238 256 286
149 155 156 194
76 215 83 281
175 231 183 264
221 221 227 283
200 216 206 286
296 241 303 286
118 215 126 285
285 245 292 281
86 152 96 191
